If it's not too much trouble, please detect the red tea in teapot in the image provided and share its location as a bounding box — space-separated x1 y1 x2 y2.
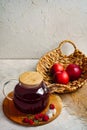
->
13 71 49 114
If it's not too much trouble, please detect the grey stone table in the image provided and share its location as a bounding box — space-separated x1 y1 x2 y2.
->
0 60 87 130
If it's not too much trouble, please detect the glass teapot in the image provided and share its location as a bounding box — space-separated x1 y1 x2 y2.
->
3 71 50 114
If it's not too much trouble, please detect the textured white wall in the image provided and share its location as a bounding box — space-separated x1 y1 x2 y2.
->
0 0 87 58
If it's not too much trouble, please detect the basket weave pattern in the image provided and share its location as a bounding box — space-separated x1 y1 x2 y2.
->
36 40 87 93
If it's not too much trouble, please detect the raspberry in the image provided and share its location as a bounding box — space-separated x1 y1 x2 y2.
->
23 118 29 123
34 113 45 122
38 113 45 118
34 114 39 120
49 104 55 109
43 115 49 121
28 119 34 125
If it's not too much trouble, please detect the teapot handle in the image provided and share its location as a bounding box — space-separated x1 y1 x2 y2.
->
2 79 18 101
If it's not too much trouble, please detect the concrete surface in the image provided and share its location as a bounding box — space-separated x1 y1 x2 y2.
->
0 0 87 58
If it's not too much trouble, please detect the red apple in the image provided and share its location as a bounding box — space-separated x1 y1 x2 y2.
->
66 64 82 81
50 63 64 75
53 71 69 84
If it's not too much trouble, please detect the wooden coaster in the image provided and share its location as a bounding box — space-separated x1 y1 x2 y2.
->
3 92 62 126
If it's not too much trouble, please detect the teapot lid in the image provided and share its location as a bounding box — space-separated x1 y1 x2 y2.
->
19 71 43 88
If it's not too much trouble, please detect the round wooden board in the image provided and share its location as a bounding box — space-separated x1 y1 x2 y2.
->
3 92 62 126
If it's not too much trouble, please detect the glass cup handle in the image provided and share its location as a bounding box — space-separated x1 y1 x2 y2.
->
2 79 18 101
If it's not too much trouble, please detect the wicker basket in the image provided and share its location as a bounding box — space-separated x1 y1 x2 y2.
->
36 40 87 93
